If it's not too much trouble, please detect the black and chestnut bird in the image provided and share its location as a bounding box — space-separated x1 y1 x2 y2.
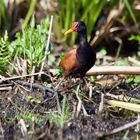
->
59 21 96 77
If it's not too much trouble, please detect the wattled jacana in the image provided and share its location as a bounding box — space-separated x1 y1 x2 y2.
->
59 21 96 77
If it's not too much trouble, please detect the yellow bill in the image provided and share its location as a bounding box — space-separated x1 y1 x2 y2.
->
64 28 74 35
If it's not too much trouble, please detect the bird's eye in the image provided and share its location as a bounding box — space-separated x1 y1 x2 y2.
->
75 24 79 29
76 24 79 28
76 24 80 30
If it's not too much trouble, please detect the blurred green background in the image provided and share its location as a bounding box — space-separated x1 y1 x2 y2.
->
0 0 140 75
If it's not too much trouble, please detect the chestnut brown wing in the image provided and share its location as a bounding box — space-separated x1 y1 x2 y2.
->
59 49 79 76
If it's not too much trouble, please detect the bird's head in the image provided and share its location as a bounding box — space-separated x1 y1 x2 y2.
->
64 21 86 35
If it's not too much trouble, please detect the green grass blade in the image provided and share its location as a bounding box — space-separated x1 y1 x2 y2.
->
124 0 137 24
22 0 37 30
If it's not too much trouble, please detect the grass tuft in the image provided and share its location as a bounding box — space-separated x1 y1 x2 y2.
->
48 96 70 127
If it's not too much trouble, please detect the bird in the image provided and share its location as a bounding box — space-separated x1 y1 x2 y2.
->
59 21 96 77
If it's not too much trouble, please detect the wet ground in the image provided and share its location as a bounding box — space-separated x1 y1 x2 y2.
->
0 75 140 140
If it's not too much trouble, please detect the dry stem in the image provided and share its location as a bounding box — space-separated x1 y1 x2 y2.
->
86 66 140 75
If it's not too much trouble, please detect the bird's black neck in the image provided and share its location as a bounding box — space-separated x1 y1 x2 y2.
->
76 27 96 72
78 31 88 48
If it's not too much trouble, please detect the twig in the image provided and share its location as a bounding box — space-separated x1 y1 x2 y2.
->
75 82 82 117
54 77 66 114
90 0 124 47
98 93 104 113
105 119 140 136
128 57 140 66
54 91 62 114
8 61 21 75
0 83 13 87
0 72 45 83
18 119 28 140
86 66 140 75
75 81 89 117
106 93 140 104
0 86 12 91
55 77 65 90
89 85 93 99
15 80 55 94
137 113 140 140
118 22 140 39
30 65 36 90
107 100 140 112
39 16 53 74
0 120 4 140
